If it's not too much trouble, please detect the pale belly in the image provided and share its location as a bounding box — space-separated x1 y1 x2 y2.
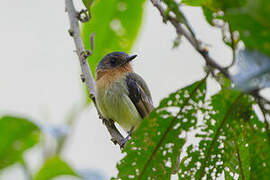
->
96 81 142 132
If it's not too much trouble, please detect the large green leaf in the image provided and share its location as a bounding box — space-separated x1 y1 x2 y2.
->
181 0 203 7
0 116 40 170
82 0 146 76
247 112 270 179
178 89 243 179
179 89 270 179
224 0 270 56
182 0 270 56
34 156 78 180
115 78 207 179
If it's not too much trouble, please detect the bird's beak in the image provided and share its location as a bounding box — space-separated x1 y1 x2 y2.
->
126 55 137 63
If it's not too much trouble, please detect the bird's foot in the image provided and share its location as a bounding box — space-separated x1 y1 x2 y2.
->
119 127 134 149
120 136 130 149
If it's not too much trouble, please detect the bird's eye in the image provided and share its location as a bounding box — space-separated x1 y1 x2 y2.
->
110 58 117 66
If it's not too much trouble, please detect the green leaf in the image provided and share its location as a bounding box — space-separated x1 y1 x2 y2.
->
0 116 40 170
178 89 244 179
224 0 270 56
115 78 207 179
184 0 270 56
181 0 203 6
82 0 146 76
248 111 270 179
179 88 270 179
34 156 78 180
202 6 214 25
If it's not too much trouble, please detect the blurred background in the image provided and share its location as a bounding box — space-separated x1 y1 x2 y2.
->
0 0 234 179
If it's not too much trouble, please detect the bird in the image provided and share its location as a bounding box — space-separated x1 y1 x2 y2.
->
95 52 154 145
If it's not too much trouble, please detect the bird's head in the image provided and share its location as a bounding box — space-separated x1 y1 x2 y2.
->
96 52 137 71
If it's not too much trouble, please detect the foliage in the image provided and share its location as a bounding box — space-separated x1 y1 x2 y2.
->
177 89 268 179
115 78 270 179
113 0 270 176
33 156 78 180
0 116 40 170
82 0 146 76
0 115 82 179
115 77 207 179
1 0 146 179
182 0 270 56
1 0 270 179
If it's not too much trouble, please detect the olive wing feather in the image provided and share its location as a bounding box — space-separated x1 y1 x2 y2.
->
125 72 154 118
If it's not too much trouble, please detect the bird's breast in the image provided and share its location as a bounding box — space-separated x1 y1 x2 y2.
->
95 74 142 132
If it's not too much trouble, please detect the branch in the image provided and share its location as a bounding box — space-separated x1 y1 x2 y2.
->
150 0 270 115
65 0 124 147
149 0 270 177
150 0 230 78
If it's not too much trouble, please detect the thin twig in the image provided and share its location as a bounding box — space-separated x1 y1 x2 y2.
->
253 91 270 106
150 0 230 78
150 0 270 178
65 0 124 147
150 0 270 105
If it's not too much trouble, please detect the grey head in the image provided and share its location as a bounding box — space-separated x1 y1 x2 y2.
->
96 52 137 70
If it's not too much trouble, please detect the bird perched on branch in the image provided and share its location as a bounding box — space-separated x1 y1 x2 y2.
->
95 52 154 145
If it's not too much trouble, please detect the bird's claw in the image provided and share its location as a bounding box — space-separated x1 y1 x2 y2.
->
119 127 134 148
120 136 130 149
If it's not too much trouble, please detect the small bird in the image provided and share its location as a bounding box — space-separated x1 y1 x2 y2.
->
95 52 154 144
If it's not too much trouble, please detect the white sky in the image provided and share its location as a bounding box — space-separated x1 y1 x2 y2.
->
0 0 243 179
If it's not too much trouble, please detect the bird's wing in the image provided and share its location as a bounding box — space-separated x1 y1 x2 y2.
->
125 72 154 118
